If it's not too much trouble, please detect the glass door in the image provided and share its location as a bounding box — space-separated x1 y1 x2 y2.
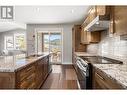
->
49 33 61 64
39 32 62 64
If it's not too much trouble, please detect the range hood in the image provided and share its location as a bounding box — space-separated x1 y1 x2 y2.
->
84 16 110 32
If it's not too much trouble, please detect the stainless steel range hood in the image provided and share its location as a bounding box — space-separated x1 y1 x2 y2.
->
84 16 110 32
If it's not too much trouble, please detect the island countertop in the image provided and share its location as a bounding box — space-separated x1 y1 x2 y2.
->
0 53 50 72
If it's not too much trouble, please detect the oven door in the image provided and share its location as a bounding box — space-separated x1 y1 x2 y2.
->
76 59 88 89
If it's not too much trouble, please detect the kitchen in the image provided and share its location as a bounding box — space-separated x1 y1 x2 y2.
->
0 5 127 90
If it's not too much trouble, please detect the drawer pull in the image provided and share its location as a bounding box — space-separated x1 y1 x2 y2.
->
26 67 34 72
96 73 105 80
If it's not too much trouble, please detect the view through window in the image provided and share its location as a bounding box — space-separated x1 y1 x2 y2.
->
5 34 26 50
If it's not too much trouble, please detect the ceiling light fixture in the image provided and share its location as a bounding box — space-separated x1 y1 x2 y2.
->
37 8 40 11
71 9 74 13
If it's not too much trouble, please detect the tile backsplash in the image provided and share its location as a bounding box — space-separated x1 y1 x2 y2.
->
87 30 127 64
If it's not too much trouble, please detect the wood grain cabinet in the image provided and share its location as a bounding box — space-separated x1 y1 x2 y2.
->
92 67 124 89
113 6 127 35
16 63 36 89
87 31 101 43
96 6 110 16
0 55 51 89
81 26 101 44
0 73 15 89
72 25 86 52
89 7 96 23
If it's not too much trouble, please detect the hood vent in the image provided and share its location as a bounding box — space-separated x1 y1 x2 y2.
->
84 16 110 32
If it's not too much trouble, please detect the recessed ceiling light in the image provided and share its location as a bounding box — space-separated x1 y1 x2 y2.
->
37 8 40 11
71 9 74 13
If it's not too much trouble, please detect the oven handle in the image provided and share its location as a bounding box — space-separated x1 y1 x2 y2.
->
76 60 87 72
77 61 89 76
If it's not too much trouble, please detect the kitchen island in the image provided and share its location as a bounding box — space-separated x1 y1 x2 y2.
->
0 53 51 89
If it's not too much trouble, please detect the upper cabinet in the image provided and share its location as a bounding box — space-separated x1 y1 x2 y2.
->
72 25 86 52
96 6 110 16
89 7 96 23
112 6 127 35
81 25 101 44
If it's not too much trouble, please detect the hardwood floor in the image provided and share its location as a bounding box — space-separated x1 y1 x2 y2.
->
41 64 79 89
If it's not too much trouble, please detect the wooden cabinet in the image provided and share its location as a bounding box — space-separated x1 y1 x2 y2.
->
89 7 96 23
81 26 101 44
96 6 110 16
83 6 110 28
87 31 101 43
16 63 36 89
0 55 51 89
81 28 89 44
93 67 124 89
16 55 50 89
0 73 15 89
112 6 127 35
72 25 86 52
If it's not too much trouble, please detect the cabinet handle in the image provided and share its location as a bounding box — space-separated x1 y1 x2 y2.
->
96 72 105 80
26 67 33 72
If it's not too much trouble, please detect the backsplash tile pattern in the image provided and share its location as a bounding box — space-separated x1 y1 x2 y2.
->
87 31 127 64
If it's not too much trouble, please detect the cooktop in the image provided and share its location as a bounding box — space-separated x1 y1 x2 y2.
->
79 56 123 64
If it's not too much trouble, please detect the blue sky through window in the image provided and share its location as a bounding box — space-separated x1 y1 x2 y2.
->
44 34 61 41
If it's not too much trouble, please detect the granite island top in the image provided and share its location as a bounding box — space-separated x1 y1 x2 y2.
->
0 53 50 72
75 52 127 89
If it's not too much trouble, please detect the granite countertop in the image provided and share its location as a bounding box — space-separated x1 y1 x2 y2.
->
75 52 127 89
0 52 49 72
75 52 98 56
93 64 127 89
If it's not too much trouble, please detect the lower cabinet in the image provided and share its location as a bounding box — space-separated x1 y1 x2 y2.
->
14 55 51 89
92 67 124 89
16 63 36 89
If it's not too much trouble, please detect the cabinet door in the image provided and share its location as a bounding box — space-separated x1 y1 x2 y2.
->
89 6 96 22
96 6 106 16
109 6 115 34
82 30 89 44
0 73 15 89
89 31 101 43
93 67 124 89
36 59 43 88
114 6 127 35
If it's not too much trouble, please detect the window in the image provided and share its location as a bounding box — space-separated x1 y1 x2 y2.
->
4 36 14 50
4 33 26 50
14 34 26 50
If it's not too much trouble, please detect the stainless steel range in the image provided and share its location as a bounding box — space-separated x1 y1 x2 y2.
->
75 57 92 89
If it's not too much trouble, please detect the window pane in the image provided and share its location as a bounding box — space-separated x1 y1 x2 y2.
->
14 34 26 50
5 36 14 50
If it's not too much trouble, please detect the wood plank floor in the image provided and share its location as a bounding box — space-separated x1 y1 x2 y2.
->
41 65 79 89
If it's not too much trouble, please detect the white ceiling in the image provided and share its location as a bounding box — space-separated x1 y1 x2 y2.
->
0 6 90 32
14 6 90 24
0 21 26 32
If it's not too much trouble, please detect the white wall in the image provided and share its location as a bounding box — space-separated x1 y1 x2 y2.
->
26 24 73 64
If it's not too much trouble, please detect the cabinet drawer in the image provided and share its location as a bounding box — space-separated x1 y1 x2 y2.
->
95 69 123 89
17 73 36 89
16 64 35 82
